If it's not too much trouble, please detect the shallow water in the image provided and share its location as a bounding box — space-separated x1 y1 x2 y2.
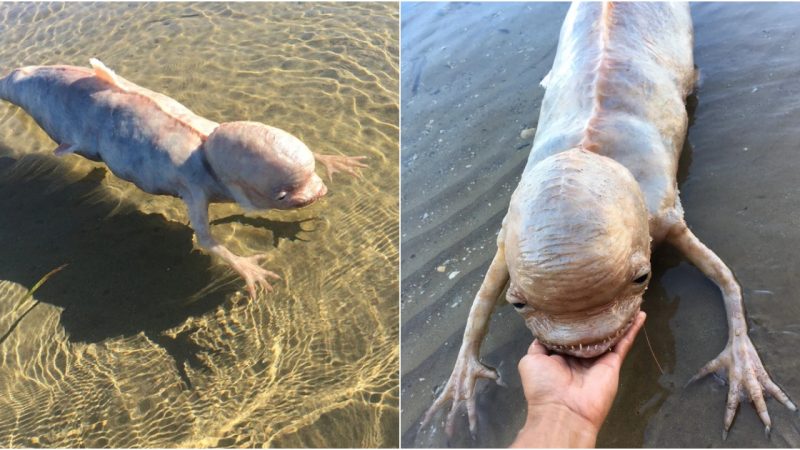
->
0 2 398 447
401 2 800 447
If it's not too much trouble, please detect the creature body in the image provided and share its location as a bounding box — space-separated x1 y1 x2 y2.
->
0 59 367 297
423 2 794 439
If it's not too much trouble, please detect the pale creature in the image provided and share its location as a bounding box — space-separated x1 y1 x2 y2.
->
0 59 367 298
423 1 794 440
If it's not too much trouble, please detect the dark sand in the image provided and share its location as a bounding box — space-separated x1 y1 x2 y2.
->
401 3 800 447
0 3 398 447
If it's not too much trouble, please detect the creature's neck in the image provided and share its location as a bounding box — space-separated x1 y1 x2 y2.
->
196 143 236 204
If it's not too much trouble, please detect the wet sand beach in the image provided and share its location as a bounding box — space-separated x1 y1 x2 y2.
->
401 2 800 447
0 2 398 447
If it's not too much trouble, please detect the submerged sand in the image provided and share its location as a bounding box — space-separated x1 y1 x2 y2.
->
0 2 399 447
401 2 800 447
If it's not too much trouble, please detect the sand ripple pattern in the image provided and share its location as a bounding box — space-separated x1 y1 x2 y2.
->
0 2 398 447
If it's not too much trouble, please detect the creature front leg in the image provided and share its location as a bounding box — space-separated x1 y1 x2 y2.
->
667 219 796 438
421 244 510 437
314 153 368 181
185 192 280 299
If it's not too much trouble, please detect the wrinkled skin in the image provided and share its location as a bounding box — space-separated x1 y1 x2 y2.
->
0 59 367 298
423 1 794 440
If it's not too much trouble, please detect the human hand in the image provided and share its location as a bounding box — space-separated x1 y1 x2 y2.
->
511 311 647 448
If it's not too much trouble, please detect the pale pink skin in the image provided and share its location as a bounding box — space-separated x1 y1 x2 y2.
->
0 59 367 298
423 2 794 439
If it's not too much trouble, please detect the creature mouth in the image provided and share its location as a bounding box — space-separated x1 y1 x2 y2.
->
293 196 319 208
538 311 639 358
291 184 328 208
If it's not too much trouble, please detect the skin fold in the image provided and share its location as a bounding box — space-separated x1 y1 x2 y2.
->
422 1 794 440
0 59 367 298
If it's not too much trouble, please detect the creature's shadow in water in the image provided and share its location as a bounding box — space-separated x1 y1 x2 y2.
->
210 214 319 248
0 153 312 385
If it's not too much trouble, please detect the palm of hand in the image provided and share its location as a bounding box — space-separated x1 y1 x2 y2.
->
518 311 646 430
519 350 622 428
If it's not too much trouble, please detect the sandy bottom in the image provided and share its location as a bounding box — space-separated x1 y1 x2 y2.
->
0 2 398 447
401 2 800 447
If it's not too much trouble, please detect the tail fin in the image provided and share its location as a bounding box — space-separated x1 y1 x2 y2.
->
89 58 129 93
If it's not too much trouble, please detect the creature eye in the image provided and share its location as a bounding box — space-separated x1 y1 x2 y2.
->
633 272 650 284
276 191 288 201
512 302 525 309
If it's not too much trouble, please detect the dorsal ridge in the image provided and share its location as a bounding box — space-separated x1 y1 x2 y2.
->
88 58 209 141
579 2 614 153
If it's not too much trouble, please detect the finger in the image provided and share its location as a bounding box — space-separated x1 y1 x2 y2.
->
723 379 741 439
321 164 334 182
762 377 797 411
254 254 270 262
478 364 503 387
349 155 369 165
478 364 499 382
465 374 476 399
421 392 449 427
479 361 502 385
744 376 771 433
467 398 477 438
686 355 723 387
596 313 645 369
527 339 549 356
420 410 434 429
258 278 272 293
264 270 281 280
445 400 459 438
611 311 646 360
342 165 361 177
247 280 257 300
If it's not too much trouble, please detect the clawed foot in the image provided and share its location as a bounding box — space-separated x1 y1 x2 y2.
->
421 353 504 438
687 335 796 439
314 153 368 181
228 253 281 299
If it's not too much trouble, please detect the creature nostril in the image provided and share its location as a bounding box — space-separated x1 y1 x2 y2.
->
512 302 525 309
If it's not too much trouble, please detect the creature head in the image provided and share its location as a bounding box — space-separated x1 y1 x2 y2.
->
504 148 651 357
204 121 327 210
